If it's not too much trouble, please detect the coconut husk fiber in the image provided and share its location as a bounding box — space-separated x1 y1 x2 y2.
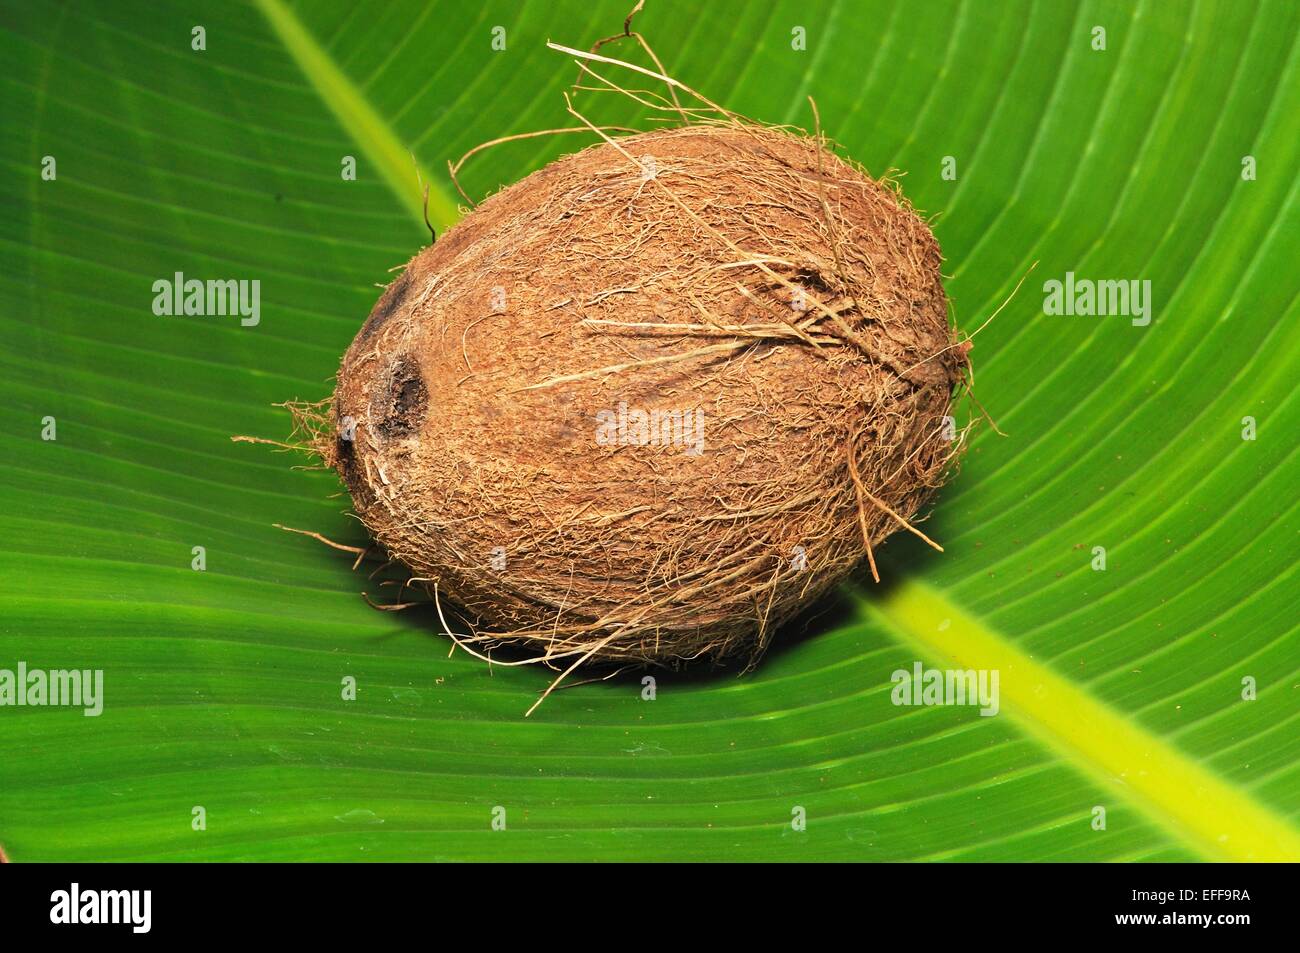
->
306 119 969 684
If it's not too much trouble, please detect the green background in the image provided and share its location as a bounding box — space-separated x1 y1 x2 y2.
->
1 0 1297 861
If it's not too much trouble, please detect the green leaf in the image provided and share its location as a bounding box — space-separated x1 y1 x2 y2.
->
1 0 1297 861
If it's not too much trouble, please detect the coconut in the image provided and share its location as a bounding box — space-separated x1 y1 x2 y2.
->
319 123 967 673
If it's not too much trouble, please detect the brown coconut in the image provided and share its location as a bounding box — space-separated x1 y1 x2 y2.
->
321 124 967 671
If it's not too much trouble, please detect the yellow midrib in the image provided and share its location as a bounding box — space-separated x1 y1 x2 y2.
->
869 578 1300 862
253 0 460 232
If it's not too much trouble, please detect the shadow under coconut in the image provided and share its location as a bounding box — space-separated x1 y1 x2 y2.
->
660 531 950 689
358 528 949 697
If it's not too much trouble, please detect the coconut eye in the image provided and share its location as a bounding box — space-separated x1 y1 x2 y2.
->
378 355 427 439
328 408 372 506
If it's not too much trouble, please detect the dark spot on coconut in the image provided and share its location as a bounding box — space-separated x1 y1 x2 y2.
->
333 414 374 507
355 267 414 348
792 267 836 296
379 355 427 439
